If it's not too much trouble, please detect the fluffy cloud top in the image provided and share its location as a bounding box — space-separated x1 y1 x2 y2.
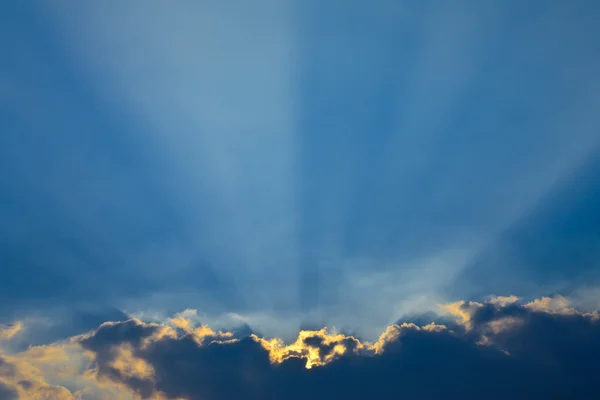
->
1 294 599 399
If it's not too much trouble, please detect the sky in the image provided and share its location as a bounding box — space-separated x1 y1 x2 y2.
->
1 1 600 399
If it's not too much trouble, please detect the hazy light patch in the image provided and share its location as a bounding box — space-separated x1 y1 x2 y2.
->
115 249 473 341
569 287 600 312
325 251 471 338
0 323 22 342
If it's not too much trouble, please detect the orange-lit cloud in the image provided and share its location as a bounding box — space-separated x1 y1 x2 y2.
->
440 300 483 330
253 328 367 369
0 322 22 342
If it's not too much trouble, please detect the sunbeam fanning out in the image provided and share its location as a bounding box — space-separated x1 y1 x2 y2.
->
38 0 301 317
2 0 600 398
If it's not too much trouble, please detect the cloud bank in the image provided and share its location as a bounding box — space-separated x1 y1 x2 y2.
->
1 294 599 399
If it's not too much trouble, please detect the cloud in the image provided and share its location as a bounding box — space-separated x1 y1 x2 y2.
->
252 328 367 369
0 324 21 343
1 293 599 399
0 382 18 400
0 351 77 399
0 327 145 400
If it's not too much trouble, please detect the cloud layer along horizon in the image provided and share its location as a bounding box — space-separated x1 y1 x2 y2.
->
1 293 600 399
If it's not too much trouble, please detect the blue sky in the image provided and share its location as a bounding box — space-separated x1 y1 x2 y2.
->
2 0 600 350
2 1 600 398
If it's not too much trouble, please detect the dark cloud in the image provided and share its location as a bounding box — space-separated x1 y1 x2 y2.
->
0 358 16 378
74 298 600 400
81 319 158 351
0 358 18 400
303 334 360 359
0 382 17 400
15 381 32 391
78 320 159 398
470 302 600 391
